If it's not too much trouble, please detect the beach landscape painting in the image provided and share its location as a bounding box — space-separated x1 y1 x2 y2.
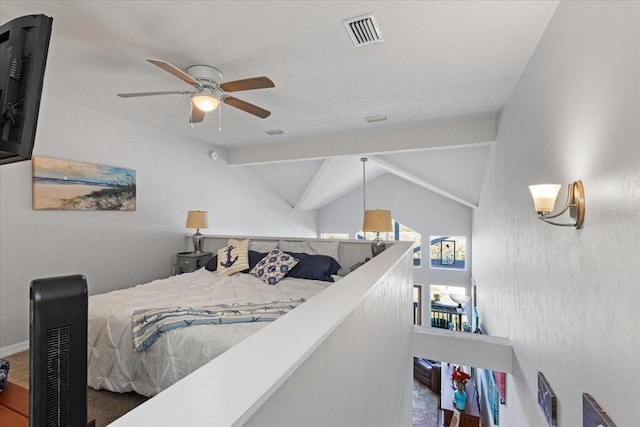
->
32 156 136 210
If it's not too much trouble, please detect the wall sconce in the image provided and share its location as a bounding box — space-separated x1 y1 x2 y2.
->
528 181 585 229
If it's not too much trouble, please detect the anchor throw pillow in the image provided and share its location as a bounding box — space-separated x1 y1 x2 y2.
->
251 249 299 285
217 239 249 276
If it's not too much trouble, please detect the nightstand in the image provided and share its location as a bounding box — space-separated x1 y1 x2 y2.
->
176 251 213 274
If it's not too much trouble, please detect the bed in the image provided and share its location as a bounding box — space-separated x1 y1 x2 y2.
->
87 238 371 397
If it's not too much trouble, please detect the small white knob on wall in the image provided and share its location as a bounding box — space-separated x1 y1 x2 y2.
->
209 151 218 160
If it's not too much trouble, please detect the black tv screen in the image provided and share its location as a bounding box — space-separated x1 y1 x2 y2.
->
0 14 52 165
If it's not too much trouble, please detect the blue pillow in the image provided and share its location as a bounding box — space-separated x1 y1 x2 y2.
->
205 250 267 272
285 252 341 282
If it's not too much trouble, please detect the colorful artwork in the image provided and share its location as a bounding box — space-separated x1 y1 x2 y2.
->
485 369 500 425
538 372 557 427
583 393 617 427
32 156 136 211
494 371 506 404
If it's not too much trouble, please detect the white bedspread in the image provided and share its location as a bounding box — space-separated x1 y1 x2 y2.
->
87 268 332 396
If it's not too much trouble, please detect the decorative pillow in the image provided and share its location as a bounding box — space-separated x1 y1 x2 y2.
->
206 250 267 273
217 240 249 276
285 252 341 282
251 249 299 285
248 251 268 271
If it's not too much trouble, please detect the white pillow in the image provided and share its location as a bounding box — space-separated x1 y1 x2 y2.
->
308 241 340 260
278 240 340 261
278 240 311 253
249 240 278 253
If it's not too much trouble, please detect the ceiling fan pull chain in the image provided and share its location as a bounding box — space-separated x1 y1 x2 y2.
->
218 102 222 132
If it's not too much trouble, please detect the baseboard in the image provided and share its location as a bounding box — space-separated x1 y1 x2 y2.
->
0 340 29 358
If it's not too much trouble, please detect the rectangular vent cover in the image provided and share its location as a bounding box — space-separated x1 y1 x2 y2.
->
342 14 383 47
45 326 71 426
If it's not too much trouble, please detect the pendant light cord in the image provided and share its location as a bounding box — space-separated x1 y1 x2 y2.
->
361 157 368 212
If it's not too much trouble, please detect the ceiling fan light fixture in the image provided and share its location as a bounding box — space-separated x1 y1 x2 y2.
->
192 95 219 112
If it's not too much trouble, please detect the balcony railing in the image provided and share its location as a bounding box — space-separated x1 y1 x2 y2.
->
430 302 468 331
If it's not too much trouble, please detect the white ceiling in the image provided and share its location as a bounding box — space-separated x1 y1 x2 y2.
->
2 1 559 210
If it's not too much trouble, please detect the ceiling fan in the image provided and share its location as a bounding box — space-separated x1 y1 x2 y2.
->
117 59 275 123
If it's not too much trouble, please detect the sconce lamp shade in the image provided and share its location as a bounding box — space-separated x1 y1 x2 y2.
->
192 95 219 112
186 210 209 229
363 209 393 232
528 184 562 213
528 181 585 229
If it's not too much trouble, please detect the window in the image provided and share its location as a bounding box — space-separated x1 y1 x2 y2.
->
413 284 422 325
429 285 468 331
320 233 349 240
356 220 422 267
429 236 466 270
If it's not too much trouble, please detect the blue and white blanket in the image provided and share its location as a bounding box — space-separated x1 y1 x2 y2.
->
132 298 305 351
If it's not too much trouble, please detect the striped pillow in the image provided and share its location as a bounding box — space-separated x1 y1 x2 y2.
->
217 239 249 276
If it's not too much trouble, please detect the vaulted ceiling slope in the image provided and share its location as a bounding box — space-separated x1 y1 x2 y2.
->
2 1 558 209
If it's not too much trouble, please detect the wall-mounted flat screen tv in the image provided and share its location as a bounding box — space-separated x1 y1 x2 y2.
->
0 14 52 165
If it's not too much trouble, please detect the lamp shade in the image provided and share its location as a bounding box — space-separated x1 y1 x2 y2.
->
363 209 393 232
529 184 561 213
192 95 219 112
186 210 209 229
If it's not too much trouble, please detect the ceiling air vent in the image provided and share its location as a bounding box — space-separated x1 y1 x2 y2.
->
342 14 383 47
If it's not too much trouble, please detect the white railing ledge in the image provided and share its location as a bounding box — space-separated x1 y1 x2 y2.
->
412 325 513 373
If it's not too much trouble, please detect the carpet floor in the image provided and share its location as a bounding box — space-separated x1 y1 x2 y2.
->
4 350 440 426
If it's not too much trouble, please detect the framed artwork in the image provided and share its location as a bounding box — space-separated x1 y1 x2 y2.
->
441 240 455 265
537 372 557 427
583 393 616 427
485 369 500 425
494 371 506 404
32 156 136 211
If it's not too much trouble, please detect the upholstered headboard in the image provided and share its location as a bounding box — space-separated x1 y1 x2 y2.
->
194 235 382 271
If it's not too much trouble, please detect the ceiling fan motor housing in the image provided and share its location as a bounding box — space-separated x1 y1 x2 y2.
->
186 65 224 85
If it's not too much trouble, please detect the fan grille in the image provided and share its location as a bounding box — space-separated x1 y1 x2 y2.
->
343 14 383 46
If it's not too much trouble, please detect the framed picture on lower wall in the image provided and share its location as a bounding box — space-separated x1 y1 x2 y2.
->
537 372 557 427
583 393 617 427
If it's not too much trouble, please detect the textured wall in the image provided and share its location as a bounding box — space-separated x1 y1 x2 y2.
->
472 2 640 425
0 99 316 350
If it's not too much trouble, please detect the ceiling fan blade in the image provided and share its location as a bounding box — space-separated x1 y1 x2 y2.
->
223 96 271 119
147 59 200 87
219 76 275 92
189 102 206 124
118 90 191 98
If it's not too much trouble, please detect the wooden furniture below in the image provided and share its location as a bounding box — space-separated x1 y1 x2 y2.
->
440 364 481 427
0 381 28 427
176 251 213 273
0 381 95 427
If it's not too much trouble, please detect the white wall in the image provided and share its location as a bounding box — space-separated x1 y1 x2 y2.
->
0 99 316 350
318 173 473 321
473 2 639 426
